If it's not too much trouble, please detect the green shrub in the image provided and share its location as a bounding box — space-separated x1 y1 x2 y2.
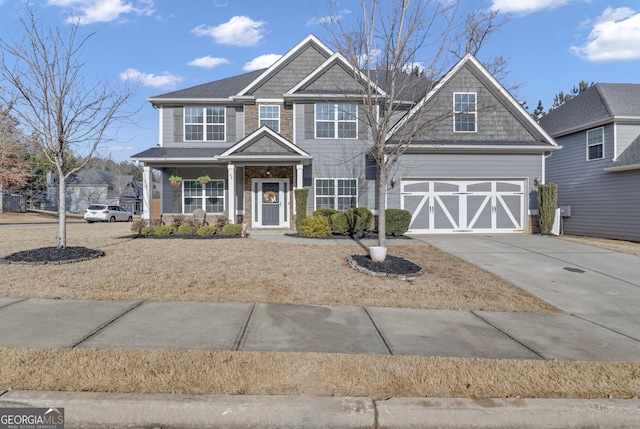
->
313 208 338 222
386 208 411 236
154 225 173 237
294 188 309 233
221 224 243 236
197 225 217 237
345 207 372 235
299 215 332 238
177 224 194 235
330 212 350 235
140 226 155 237
538 183 558 234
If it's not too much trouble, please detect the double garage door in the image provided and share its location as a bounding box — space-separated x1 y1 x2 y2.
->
401 179 525 233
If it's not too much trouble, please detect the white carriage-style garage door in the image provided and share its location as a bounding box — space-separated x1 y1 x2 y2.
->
401 179 525 233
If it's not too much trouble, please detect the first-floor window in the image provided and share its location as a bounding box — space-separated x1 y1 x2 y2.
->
183 180 225 213
314 178 357 211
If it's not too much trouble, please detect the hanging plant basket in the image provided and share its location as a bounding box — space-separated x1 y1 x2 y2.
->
198 175 211 185
169 174 183 187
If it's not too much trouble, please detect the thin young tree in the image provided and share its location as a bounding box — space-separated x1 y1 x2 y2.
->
0 4 137 248
320 0 506 248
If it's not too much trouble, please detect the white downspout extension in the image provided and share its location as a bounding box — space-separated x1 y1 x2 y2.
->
142 166 152 222
227 164 236 224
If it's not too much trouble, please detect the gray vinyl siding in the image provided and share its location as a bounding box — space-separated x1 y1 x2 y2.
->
388 153 541 210
294 105 371 212
615 123 640 157
161 167 230 214
162 106 237 148
547 123 640 241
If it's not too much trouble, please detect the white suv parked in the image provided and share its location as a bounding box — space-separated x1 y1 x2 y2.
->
84 204 133 223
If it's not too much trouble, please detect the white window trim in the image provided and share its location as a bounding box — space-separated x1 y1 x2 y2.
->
259 104 280 133
184 106 226 142
314 103 358 139
453 92 477 133
313 178 358 211
586 127 605 161
181 179 226 214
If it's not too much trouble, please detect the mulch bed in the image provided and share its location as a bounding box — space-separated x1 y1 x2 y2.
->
347 254 425 280
1 246 105 265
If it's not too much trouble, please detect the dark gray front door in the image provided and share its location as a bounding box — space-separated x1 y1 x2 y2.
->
261 182 280 226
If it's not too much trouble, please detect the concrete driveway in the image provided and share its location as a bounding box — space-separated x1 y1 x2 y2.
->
413 234 640 343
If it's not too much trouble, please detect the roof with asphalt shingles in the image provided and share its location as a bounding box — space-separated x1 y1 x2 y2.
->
538 83 640 136
149 69 267 100
130 147 228 159
608 135 640 169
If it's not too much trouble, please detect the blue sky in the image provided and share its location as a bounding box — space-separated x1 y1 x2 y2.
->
0 0 638 162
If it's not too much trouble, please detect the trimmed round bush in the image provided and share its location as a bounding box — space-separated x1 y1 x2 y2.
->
177 224 194 235
299 215 332 238
140 226 155 237
313 208 338 221
386 208 411 236
221 224 243 236
347 207 372 233
330 212 350 235
197 225 218 237
154 225 173 237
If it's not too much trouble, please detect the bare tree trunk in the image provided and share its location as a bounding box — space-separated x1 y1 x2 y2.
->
57 165 67 248
377 165 387 247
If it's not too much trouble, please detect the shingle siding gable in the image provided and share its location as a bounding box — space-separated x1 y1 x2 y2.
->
249 45 330 98
397 64 540 143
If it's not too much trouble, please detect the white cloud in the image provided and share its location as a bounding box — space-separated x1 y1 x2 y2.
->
490 0 570 15
243 54 282 71
120 68 183 89
187 56 230 69
306 9 351 27
46 0 155 25
192 16 266 47
571 7 640 62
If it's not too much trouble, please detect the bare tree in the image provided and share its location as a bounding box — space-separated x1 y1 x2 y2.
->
320 0 506 248
0 3 138 248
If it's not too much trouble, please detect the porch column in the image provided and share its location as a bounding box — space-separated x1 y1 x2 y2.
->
142 166 152 222
296 163 304 189
227 164 236 224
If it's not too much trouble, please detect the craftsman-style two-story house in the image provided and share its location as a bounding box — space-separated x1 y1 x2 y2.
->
131 34 557 233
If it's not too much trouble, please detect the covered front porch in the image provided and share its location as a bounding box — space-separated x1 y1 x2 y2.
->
133 126 312 229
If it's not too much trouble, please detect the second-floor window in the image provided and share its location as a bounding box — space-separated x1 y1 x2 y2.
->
454 92 476 132
259 105 280 133
184 107 225 141
315 103 357 139
587 127 604 160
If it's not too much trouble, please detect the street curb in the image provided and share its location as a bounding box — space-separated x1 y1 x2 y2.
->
1 391 639 428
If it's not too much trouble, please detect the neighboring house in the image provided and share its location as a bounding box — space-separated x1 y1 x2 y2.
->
539 84 640 242
131 34 557 233
47 168 143 214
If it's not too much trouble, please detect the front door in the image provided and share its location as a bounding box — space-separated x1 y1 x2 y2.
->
253 179 289 228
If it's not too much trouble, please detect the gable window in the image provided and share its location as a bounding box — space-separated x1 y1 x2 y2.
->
315 103 357 139
586 127 604 160
184 107 225 141
183 180 225 213
454 92 477 132
314 178 357 211
259 105 280 133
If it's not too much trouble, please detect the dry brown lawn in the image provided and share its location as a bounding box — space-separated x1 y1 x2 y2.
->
1 211 639 399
